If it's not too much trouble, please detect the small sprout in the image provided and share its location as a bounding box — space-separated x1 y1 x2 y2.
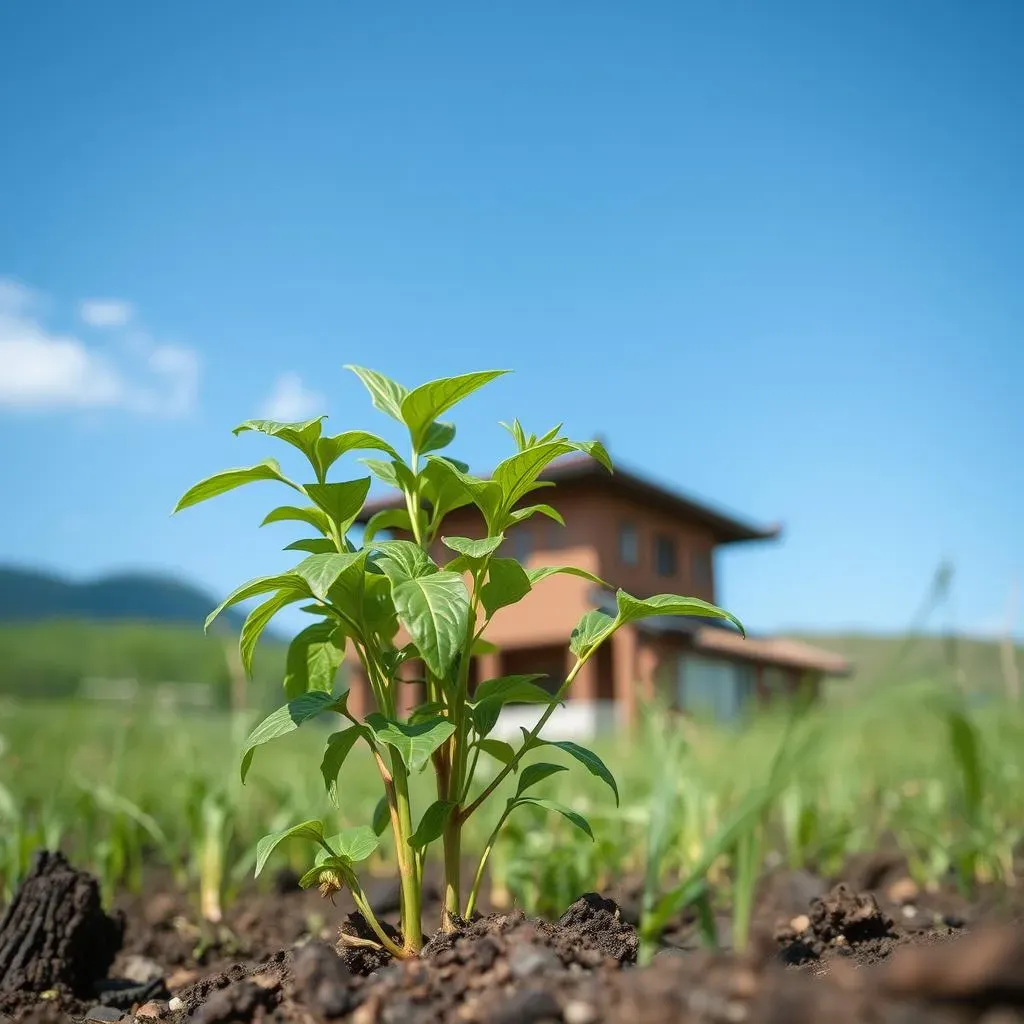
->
175 365 743 956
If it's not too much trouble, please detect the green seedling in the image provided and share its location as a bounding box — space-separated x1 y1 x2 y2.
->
174 365 744 957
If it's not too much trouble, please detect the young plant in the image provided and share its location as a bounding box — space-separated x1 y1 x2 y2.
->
174 365 744 957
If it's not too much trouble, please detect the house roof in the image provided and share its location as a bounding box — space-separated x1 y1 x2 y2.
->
355 453 780 545
589 591 852 677
690 627 854 677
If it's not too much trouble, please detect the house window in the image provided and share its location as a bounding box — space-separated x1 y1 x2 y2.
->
677 656 755 723
512 526 533 563
618 523 639 566
692 548 712 589
654 534 676 577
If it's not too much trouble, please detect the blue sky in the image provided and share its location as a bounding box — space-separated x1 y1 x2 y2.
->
1 1 1021 639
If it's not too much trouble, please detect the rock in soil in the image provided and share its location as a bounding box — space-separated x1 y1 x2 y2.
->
0 850 124 1013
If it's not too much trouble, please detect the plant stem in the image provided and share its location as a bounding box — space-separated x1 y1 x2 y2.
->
389 757 422 953
460 654 589 824
346 877 409 960
441 813 461 930
464 803 511 918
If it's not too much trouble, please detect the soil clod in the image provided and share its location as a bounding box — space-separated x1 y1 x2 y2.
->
0 851 125 1015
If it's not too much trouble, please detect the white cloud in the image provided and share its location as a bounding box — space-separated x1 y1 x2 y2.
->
0 276 199 417
80 298 134 328
260 372 325 421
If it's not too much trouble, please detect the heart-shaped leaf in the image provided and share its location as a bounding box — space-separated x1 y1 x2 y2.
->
391 572 470 680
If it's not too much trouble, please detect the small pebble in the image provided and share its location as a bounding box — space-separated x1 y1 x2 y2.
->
886 877 920 904
119 954 165 985
563 1000 598 1024
135 1002 166 1019
168 997 184 1012
789 914 811 933
901 905 918 919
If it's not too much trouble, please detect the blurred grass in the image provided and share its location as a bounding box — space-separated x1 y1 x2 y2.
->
1 639 1022 945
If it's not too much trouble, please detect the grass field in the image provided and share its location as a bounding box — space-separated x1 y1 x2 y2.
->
2 651 1022 943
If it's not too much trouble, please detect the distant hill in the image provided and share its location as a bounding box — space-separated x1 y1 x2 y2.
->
792 631 1024 697
0 565 245 630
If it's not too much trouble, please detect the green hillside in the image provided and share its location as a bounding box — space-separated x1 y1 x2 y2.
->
794 631 1024 697
0 620 290 710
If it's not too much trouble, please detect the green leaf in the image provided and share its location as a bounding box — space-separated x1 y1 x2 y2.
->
535 739 619 805
284 537 337 554
326 825 379 862
421 420 456 454
315 430 401 477
240 588 305 677
255 819 325 877
174 459 300 513
365 714 455 772
569 609 615 658
371 796 391 836
614 590 745 636
408 800 456 849
509 504 565 526
424 457 502 528
206 572 308 632
472 674 556 736
400 370 509 450
292 551 367 601
240 691 343 783
492 441 576 513
363 508 413 543
262 504 333 535
574 438 613 472
391 572 470 679
305 478 372 528
474 674 554 705
513 797 594 840
284 620 347 698
373 540 437 581
481 558 532 618
516 762 568 798
476 738 516 768
419 458 475 523
528 565 609 588
320 726 366 802
361 572 398 636
442 535 504 564
345 365 409 422
233 418 326 465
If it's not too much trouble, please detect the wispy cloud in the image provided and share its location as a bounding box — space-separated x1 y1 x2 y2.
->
80 298 134 329
0 276 200 417
260 372 325 421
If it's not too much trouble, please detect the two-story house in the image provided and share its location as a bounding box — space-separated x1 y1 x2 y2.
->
349 454 850 737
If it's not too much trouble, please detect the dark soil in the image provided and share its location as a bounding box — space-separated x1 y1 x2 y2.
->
2 850 1024 1024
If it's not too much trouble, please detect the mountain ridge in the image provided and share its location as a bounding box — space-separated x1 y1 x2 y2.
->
0 564 246 630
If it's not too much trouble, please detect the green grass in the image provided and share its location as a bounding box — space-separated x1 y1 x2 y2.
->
1 636 1023 948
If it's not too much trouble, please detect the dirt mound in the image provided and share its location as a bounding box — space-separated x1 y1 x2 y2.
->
775 883 898 965
0 850 125 1016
